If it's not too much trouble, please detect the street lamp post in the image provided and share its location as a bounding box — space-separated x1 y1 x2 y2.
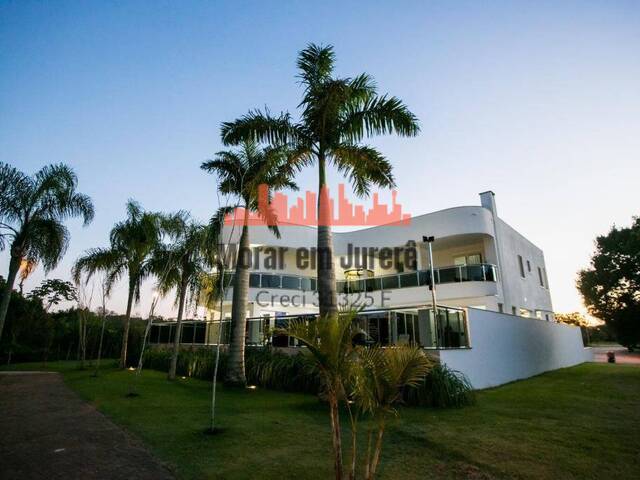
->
423 236 438 342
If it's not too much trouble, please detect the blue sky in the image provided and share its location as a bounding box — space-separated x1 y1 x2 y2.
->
1 0 639 318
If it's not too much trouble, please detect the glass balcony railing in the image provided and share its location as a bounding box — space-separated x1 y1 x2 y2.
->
225 263 496 293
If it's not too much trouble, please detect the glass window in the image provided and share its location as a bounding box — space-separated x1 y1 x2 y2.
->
526 260 531 272
454 255 466 266
467 253 482 265
310 278 317 291
518 255 525 278
538 267 544 287
249 273 261 288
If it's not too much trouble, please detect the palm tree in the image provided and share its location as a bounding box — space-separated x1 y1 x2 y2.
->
0 163 94 340
220 43 419 319
352 346 432 479
278 314 361 480
73 200 174 368
150 213 211 380
201 140 296 386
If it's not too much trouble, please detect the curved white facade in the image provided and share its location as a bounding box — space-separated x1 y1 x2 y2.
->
216 192 553 321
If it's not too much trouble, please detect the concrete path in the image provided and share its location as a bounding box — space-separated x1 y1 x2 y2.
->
0 372 174 480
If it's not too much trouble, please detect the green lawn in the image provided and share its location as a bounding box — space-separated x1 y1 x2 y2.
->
4 361 639 479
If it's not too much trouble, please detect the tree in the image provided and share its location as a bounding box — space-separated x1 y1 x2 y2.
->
278 314 361 480
201 140 296 386
73 200 175 368
577 216 640 349
28 278 78 311
221 43 419 319
351 346 431 479
0 163 94 341
555 312 589 327
150 213 211 380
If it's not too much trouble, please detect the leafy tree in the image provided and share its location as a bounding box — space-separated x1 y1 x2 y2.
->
0 163 94 341
577 216 640 349
221 43 419 319
150 213 212 380
28 278 78 311
73 200 177 367
201 140 296 386
555 312 589 327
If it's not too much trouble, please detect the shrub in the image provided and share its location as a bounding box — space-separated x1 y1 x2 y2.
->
404 363 475 408
144 347 474 408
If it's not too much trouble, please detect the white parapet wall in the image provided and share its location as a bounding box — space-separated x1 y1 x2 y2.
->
439 308 594 389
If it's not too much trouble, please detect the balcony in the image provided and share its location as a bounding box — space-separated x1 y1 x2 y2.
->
221 263 497 293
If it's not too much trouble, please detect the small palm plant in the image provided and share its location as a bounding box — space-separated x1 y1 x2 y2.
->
149 213 212 380
352 346 433 479
201 140 296 386
73 200 176 368
0 163 94 340
277 314 362 480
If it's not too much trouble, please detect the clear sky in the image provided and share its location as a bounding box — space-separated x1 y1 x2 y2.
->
1 0 639 318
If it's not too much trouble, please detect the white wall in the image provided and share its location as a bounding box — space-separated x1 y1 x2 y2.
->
439 308 593 389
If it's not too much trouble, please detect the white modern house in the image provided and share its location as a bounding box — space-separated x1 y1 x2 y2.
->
150 191 592 388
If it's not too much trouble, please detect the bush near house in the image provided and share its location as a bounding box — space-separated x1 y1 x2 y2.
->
143 346 474 408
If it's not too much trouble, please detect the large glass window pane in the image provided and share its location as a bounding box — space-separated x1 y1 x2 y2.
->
194 324 206 344
281 276 300 290
310 278 317 291
181 324 195 343
467 254 482 264
337 280 347 294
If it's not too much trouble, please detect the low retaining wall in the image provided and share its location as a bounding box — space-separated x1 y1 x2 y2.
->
440 308 593 389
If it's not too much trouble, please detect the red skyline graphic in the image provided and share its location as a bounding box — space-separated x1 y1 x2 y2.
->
224 184 412 227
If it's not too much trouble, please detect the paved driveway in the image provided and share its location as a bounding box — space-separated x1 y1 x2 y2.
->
0 372 174 480
592 346 640 365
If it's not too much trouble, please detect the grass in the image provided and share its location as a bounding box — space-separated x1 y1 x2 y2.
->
3 361 639 479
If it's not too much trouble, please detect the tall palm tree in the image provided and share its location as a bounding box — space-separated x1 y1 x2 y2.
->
73 200 174 368
150 213 211 380
0 163 94 340
201 140 296 386
220 43 419 319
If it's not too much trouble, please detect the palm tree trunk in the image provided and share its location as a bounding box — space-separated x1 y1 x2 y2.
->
119 280 135 369
317 154 338 319
168 275 188 380
329 394 344 480
367 420 386 480
93 312 106 377
0 253 21 341
225 208 250 386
